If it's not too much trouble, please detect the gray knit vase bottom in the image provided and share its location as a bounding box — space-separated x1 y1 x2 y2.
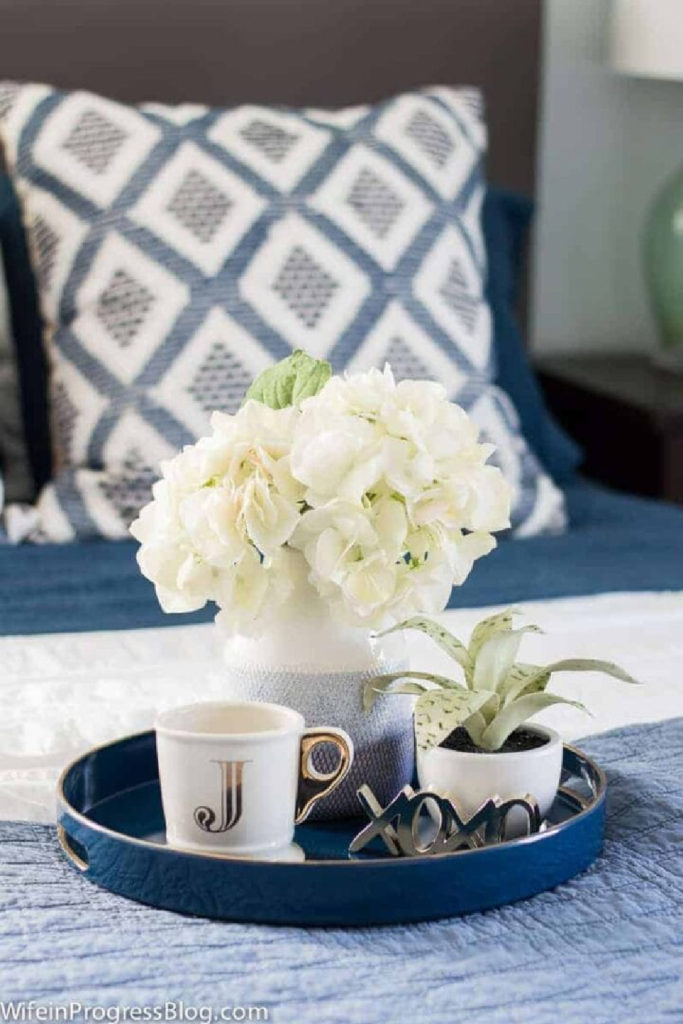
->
223 663 414 820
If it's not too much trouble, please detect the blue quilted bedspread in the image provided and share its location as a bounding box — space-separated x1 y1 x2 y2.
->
1 717 681 1022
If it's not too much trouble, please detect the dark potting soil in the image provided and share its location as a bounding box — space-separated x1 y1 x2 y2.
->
440 726 549 755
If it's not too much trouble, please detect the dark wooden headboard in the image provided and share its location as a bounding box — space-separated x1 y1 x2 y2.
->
0 0 542 193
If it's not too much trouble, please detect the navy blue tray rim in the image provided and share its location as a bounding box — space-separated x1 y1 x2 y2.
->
55 732 607 925
56 729 607 868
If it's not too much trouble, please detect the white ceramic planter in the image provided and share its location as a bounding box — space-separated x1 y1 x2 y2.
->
417 724 563 836
222 558 413 819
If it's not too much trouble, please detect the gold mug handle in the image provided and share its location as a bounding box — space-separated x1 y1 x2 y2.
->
295 727 354 824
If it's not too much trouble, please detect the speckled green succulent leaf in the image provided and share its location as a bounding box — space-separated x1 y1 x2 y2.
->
243 350 331 409
461 692 501 746
519 658 641 695
362 670 462 713
377 617 471 675
479 693 588 752
461 710 488 747
467 607 521 666
414 688 494 752
500 663 551 705
472 626 542 694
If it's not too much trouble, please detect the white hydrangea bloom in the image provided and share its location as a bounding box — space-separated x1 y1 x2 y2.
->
130 401 303 634
131 364 511 635
290 367 510 628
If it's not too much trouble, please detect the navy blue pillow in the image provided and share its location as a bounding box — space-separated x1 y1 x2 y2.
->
0 173 49 494
484 186 582 483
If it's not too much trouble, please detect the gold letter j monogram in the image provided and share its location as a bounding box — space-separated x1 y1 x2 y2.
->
194 760 249 833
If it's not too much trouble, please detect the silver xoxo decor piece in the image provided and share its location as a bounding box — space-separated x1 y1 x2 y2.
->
349 784 542 857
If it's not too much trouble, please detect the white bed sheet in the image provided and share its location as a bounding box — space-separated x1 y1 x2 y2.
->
1 590 682 822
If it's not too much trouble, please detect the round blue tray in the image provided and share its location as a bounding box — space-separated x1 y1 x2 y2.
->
56 731 606 926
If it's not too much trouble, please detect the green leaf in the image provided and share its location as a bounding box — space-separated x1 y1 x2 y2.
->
415 689 495 752
478 693 589 752
467 607 521 669
362 671 463 712
472 626 542 694
461 710 487 747
377 617 471 675
500 663 551 705
519 658 641 695
243 350 331 409
290 354 333 405
461 692 501 746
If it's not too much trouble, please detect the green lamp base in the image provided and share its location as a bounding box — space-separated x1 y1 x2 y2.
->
644 165 683 374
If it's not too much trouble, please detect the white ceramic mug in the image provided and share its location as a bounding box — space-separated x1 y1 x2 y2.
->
156 701 353 858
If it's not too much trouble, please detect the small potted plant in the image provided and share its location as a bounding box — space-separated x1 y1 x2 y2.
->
364 608 639 828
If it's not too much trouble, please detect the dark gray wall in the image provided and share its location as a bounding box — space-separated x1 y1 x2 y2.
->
0 0 542 191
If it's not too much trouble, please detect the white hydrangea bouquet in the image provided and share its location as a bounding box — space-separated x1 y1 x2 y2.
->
131 351 511 636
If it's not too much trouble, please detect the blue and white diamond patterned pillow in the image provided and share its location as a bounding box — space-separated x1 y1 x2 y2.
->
0 81 566 540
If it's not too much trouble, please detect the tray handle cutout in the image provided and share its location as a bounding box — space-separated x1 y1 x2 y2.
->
57 824 90 872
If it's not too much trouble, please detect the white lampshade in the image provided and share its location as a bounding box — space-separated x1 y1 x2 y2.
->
609 0 683 81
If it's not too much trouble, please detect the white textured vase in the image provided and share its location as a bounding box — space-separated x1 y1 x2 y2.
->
222 569 413 819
